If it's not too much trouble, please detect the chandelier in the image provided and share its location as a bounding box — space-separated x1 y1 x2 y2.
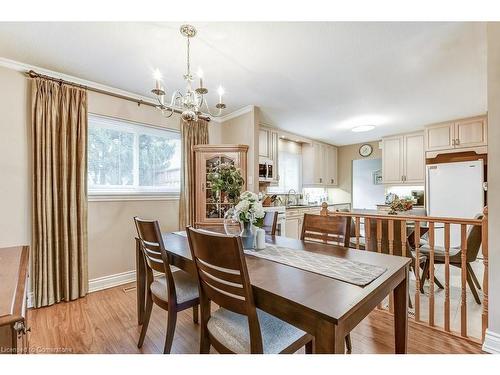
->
151 24 226 122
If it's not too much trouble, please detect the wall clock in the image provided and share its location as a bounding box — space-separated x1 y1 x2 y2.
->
359 144 373 157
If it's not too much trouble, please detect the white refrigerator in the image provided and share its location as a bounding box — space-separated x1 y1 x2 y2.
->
426 160 485 247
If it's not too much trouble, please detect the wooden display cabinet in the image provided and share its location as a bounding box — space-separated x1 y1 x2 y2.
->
193 144 248 228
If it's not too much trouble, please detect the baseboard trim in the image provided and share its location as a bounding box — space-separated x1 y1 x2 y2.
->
88 270 137 293
27 269 163 308
483 329 500 353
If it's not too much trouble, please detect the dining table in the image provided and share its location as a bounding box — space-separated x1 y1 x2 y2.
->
135 232 411 354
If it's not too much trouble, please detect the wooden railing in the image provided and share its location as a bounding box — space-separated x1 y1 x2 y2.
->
320 203 489 343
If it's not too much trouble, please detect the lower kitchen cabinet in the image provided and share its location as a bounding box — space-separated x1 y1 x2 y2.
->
285 216 303 239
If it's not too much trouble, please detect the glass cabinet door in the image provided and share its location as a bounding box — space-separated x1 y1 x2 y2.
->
204 154 239 220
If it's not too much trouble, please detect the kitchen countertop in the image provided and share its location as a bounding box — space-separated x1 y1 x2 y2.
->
349 208 427 216
262 202 351 211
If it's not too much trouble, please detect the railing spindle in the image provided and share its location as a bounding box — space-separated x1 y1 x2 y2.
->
365 217 371 251
400 220 407 257
377 218 383 309
414 220 421 322
482 207 488 341
388 219 394 313
355 217 361 250
460 224 467 337
444 222 451 332
376 219 382 254
428 222 435 327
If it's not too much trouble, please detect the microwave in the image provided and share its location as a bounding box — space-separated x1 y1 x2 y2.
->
259 160 273 182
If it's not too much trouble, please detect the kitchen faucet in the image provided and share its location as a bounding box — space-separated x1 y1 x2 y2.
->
286 189 297 206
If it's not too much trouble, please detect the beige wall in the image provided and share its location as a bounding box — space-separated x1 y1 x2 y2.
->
0 65 220 281
329 140 382 204
0 66 31 248
219 106 259 192
487 22 500 341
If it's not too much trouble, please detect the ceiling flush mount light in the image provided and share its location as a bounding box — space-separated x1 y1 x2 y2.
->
351 125 376 133
151 24 226 122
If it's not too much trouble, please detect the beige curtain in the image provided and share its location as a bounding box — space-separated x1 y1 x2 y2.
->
179 119 209 229
31 77 88 308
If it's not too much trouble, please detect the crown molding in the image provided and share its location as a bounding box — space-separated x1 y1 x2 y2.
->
0 57 160 106
212 105 255 123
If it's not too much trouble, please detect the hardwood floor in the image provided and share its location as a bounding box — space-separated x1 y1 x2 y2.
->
27 283 483 354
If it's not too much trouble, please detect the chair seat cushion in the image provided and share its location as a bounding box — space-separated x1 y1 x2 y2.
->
418 245 461 261
150 270 199 304
207 308 307 353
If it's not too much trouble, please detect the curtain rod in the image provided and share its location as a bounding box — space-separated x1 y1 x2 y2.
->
26 70 211 122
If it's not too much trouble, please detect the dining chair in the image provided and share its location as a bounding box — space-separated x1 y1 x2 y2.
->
186 226 314 354
262 211 278 235
301 213 351 247
418 214 483 304
134 217 200 353
300 213 352 352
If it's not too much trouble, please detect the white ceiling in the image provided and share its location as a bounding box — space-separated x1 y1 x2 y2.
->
0 22 487 145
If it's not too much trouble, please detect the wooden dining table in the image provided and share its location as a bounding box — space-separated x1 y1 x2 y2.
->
135 233 411 354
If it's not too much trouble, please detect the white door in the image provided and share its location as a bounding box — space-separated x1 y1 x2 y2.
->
352 158 385 210
404 133 425 184
382 136 403 184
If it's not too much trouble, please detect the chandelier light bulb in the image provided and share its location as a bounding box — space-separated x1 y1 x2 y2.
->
153 69 162 81
197 68 204 78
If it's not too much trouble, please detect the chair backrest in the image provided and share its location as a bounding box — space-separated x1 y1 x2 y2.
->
262 211 278 235
300 213 351 247
186 227 263 353
465 214 483 263
366 218 405 256
134 217 177 302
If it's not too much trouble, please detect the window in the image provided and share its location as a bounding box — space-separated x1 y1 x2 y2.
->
268 140 302 194
88 114 181 196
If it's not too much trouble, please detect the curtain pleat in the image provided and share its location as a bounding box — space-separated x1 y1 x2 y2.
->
179 119 209 229
31 78 88 308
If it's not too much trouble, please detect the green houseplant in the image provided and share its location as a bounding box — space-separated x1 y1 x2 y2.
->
206 162 245 203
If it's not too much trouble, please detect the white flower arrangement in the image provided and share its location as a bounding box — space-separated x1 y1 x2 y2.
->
235 190 265 226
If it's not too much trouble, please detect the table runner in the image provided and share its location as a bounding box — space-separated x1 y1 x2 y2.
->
244 245 387 286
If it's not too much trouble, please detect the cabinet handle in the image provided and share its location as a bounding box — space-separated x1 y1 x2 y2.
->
319 178 322 183
452 139 456 146
456 138 460 146
201 183 205 192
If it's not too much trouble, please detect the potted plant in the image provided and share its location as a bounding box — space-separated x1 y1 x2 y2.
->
388 197 414 215
207 162 245 203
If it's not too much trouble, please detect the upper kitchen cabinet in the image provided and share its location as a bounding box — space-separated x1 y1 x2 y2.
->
258 125 279 183
454 116 487 148
325 144 338 186
302 142 338 187
424 115 487 157
403 132 425 183
382 136 403 184
259 128 271 158
382 131 424 185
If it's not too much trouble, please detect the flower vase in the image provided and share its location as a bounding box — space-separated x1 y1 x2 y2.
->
241 221 255 250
